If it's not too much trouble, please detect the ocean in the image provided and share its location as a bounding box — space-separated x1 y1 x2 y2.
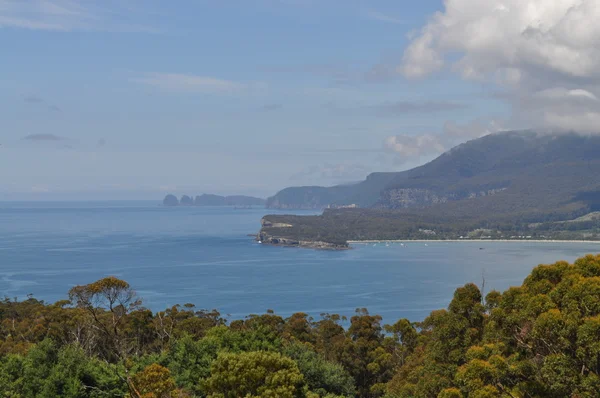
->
1 201 598 323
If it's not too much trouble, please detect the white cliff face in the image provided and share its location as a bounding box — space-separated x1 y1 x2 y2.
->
379 189 455 208
379 187 507 209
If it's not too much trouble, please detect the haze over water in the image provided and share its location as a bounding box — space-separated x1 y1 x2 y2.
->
1 201 598 323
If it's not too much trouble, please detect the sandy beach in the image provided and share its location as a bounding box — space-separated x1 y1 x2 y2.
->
348 239 600 244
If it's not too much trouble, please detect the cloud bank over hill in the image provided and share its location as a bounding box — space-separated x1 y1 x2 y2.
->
383 119 506 162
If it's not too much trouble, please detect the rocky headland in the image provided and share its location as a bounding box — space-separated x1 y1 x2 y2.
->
257 218 349 250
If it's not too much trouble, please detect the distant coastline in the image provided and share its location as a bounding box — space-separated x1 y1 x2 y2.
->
257 238 600 251
163 193 265 207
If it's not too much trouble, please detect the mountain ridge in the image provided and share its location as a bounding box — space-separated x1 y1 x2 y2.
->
260 130 600 245
267 130 600 211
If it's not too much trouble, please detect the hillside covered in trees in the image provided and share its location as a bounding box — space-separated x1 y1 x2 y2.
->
2 254 600 397
258 207 600 247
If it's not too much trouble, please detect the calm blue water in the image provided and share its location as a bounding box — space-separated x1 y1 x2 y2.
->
1 201 598 323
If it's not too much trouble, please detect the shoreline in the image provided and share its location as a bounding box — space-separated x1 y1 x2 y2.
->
349 239 600 244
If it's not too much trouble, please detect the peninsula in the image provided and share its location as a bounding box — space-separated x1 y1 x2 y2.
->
259 131 600 248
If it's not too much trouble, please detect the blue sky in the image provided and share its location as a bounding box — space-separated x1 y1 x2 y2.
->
6 0 591 200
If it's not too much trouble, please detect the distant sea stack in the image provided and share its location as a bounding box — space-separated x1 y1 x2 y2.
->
163 194 179 206
180 195 194 206
163 194 266 207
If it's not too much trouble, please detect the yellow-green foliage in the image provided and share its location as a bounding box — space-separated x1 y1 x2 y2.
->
3 255 600 398
387 254 600 398
203 351 305 398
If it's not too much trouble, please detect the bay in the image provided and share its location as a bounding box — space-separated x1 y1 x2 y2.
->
1 201 598 323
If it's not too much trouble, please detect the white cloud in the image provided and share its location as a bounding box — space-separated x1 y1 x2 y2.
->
291 163 371 183
400 30 443 78
0 0 156 32
400 0 600 132
403 0 600 80
134 73 248 94
132 73 263 95
0 15 65 30
383 134 445 159
383 118 506 163
533 88 599 102
443 119 506 141
22 133 67 141
365 10 403 25
374 100 467 115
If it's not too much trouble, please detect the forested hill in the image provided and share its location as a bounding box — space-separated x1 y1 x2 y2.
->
260 131 600 244
267 131 600 212
3 254 600 397
378 131 600 211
